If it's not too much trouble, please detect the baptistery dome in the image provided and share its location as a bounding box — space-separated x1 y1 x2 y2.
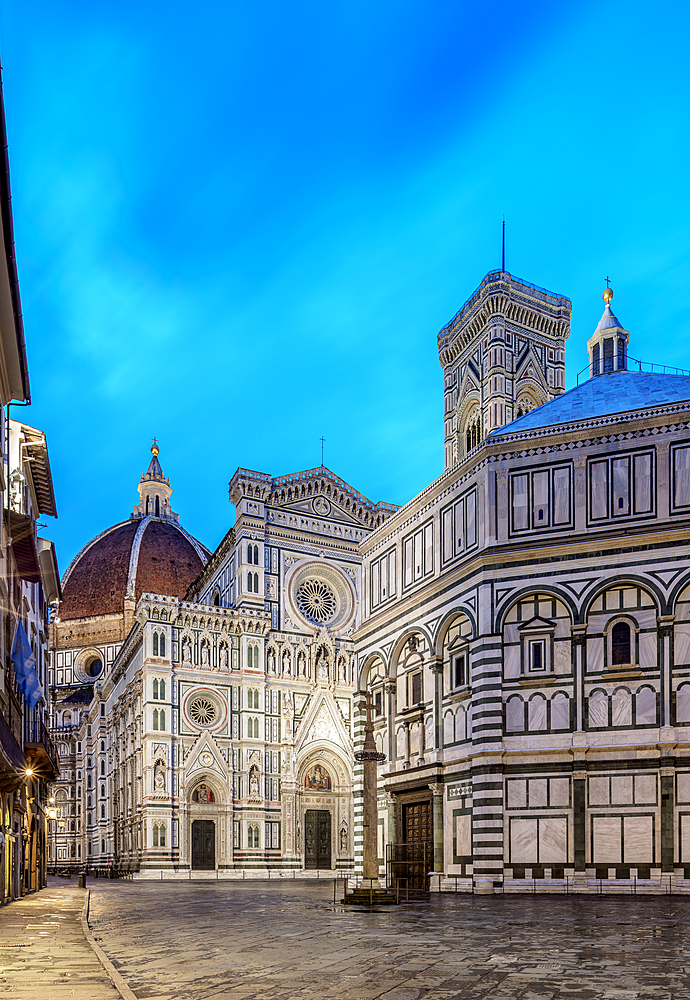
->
59 444 209 621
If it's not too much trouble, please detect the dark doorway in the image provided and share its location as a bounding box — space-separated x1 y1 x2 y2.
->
400 799 432 890
304 809 331 869
192 819 215 870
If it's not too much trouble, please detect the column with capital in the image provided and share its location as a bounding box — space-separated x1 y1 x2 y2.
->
429 782 444 873
355 691 386 883
429 656 443 759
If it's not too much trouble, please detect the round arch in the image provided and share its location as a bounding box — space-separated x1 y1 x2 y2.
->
494 585 577 634
357 650 389 691
388 625 434 678
579 575 664 623
433 607 477 657
185 773 227 806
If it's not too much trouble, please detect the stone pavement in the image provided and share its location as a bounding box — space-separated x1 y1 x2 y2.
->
0 879 119 997
85 879 690 1000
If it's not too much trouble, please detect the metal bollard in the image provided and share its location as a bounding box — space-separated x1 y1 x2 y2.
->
78 871 86 889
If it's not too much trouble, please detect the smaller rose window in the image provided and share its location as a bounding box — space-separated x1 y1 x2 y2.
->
296 578 337 625
189 697 217 726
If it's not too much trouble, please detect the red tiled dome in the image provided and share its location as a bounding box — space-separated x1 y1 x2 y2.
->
60 517 209 620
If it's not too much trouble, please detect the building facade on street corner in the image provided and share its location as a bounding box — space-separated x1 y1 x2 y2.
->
0 69 60 905
357 277 690 892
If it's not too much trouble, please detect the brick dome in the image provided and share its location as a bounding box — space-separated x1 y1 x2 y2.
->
59 517 209 620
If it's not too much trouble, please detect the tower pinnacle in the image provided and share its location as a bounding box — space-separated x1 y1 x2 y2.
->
130 442 179 522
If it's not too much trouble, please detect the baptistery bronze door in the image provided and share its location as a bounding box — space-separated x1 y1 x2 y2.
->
304 810 331 869
191 819 215 870
402 800 432 889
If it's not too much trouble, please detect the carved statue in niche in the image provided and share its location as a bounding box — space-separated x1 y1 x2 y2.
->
282 692 294 738
249 766 260 801
154 761 166 792
182 638 192 664
192 783 214 803
338 656 347 682
339 825 347 853
267 648 276 673
297 650 306 677
201 640 210 667
219 644 228 670
282 649 292 676
315 644 329 682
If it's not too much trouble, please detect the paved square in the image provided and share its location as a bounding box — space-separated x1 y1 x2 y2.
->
85 880 690 999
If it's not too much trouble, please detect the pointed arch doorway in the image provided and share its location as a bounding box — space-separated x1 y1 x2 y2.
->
191 820 215 870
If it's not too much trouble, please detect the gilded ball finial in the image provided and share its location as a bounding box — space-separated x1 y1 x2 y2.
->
151 436 159 457
603 287 613 304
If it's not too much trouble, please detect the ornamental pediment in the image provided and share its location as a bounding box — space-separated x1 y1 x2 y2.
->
518 615 556 633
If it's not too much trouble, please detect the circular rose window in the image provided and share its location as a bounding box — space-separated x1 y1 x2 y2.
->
189 697 217 726
296 578 337 625
286 561 355 632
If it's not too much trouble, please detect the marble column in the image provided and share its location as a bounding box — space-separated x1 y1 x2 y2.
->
430 782 444 873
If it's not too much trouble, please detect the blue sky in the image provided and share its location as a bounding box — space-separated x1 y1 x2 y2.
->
1 1 689 571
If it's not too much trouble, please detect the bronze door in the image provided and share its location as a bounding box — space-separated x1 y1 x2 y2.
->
304 810 331 869
402 800 432 889
191 820 215 870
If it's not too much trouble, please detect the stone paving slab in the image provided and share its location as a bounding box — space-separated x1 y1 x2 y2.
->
0 882 119 997
85 879 690 999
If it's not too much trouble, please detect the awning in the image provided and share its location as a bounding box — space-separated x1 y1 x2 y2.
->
9 510 40 583
38 537 61 602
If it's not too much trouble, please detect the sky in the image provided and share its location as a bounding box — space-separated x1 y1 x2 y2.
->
1 1 689 572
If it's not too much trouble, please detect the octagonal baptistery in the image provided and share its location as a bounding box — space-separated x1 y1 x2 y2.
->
52 445 210 686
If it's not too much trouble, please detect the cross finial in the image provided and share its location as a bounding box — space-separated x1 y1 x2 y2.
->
319 436 325 466
358 689 374 726
151 436 159 456
605 276 611 288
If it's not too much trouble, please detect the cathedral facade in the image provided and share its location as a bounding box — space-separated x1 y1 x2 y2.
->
49 455 395 872
357 284 690 892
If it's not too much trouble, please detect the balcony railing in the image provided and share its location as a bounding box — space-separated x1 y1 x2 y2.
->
25 718 60 778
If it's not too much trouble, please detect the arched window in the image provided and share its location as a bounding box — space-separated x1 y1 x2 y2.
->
153 679 159 699
254 572 260 593
159 678 165 700
153 709 159 731
612 621 631 665
153 824 159 847
160 634 166 657
153 633 159 656
100 784 105 796
155 496 160 517
101 805 105 818
247 646 254 670
100 761 105 775
159 709 165 730
146 497 150 514
159 823 166 847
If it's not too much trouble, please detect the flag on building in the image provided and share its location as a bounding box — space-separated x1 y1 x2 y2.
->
11 620 43 711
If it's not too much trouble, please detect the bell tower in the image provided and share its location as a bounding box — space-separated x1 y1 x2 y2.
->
438 271 572 469
587 283 629 377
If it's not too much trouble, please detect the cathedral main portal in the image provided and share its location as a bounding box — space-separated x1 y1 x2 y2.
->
191 820 215 870
304 810 331 870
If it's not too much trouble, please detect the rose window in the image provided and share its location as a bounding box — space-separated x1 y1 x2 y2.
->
189 697 217 726
295 578 337 625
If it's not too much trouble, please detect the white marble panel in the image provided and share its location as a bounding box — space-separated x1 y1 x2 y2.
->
637 607 656 625
444 711 455 745
505 696 524 733
510 818 538 864
678 773 690 804
396 726 405 759
587 638 604 673
539 600 553 619
639 632 657 668
539 817 567 864
549 778 570 807
588 690 608 728
409 722 420 755
425 714 434 751
456 814 472 857
623 588 637 608
634 774 656 804
507 779 527 808
456 706 467 742
636 686 657 725
611 775 633 805
612 689 632 727
677 685 690 724
677 598 690 624
593 816 622 864
554 641 571 674
589 776 610 805
504 623 520 643
529 778 548 807
528 695 547 732
551 693 570 730
466 704 472 739
681 815 690 863
504 644 520 679
623 815 653 864
674 625 690 665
